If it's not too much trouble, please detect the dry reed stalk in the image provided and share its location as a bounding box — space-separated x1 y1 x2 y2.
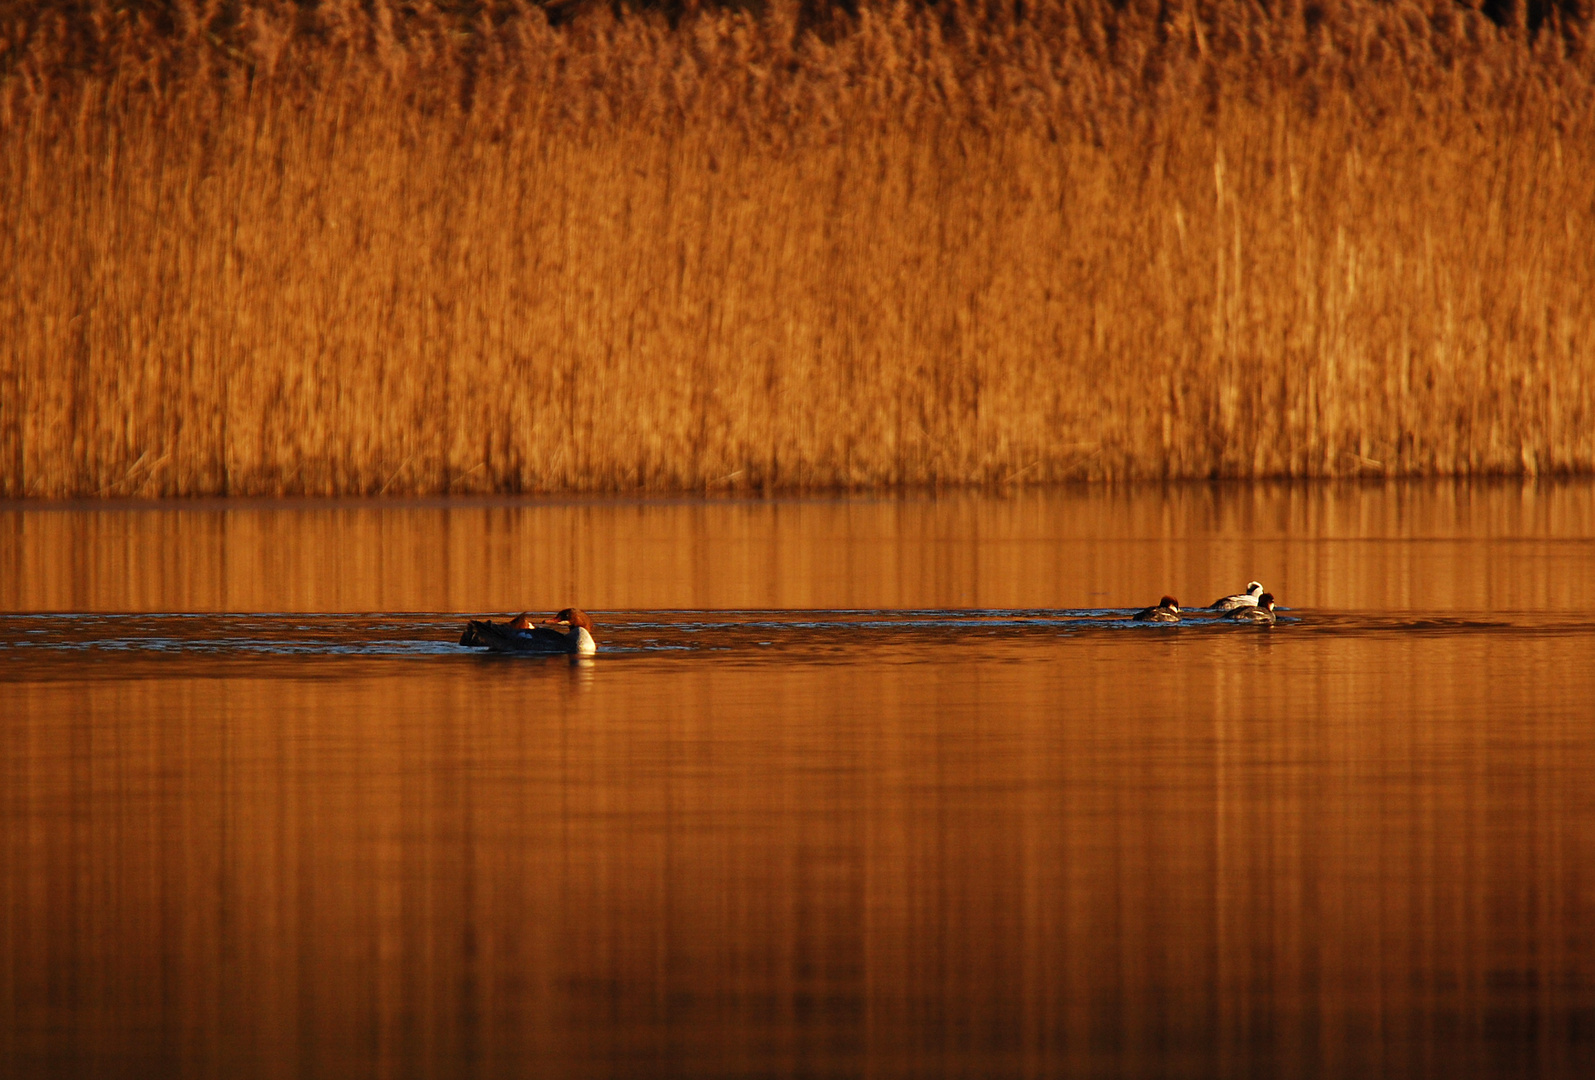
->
1 0 1593 496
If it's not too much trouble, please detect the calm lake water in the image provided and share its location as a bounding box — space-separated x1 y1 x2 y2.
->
3 482 1595 1078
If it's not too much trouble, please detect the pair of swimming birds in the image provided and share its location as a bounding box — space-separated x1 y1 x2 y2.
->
459 607 598 655
1134 582 1277 625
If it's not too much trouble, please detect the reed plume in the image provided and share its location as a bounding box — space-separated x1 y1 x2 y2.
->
2 0 1593 495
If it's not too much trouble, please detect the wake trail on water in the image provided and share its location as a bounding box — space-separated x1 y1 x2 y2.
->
3 610 1594 671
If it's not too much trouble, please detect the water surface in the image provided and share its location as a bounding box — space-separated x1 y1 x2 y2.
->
3 482 1594 1078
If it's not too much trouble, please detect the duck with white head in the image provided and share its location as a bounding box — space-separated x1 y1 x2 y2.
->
1210 581 1265 612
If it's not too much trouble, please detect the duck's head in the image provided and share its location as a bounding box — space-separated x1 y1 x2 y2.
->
1257 593 1275 612
509 612 535 630
1246 581 1264 597
548 608 595 633
1160 596 1180 612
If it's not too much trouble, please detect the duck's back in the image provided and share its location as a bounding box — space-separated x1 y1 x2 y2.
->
460 619 577 653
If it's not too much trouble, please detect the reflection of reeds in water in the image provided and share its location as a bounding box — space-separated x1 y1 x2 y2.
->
2 1 1593 496
6 482 1590 613
7 634 1594 1076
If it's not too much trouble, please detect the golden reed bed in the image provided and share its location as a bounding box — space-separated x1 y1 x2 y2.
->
2 0 1593 496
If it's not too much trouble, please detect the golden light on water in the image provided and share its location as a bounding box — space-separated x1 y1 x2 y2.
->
4 482 1593 614
3 483 1595 1076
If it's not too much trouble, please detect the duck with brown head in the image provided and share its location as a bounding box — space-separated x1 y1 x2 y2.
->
1132 596 1181 623
459 608 598 655
547 608 598 655
1225 593 1276 625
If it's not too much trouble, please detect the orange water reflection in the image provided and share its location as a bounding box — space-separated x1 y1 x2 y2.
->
3 482 1595 1078
5 626 1593 1078
3 479 1594 613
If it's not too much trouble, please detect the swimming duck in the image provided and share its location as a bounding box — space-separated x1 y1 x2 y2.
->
1210 581 1265 612
1132 596 1181 623
459 607 597 655
1225 593 1276 625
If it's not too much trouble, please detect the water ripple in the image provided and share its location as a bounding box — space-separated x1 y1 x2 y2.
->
2 608 1591 674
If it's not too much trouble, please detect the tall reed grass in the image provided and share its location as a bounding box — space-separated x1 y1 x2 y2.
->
2 0 1593 495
